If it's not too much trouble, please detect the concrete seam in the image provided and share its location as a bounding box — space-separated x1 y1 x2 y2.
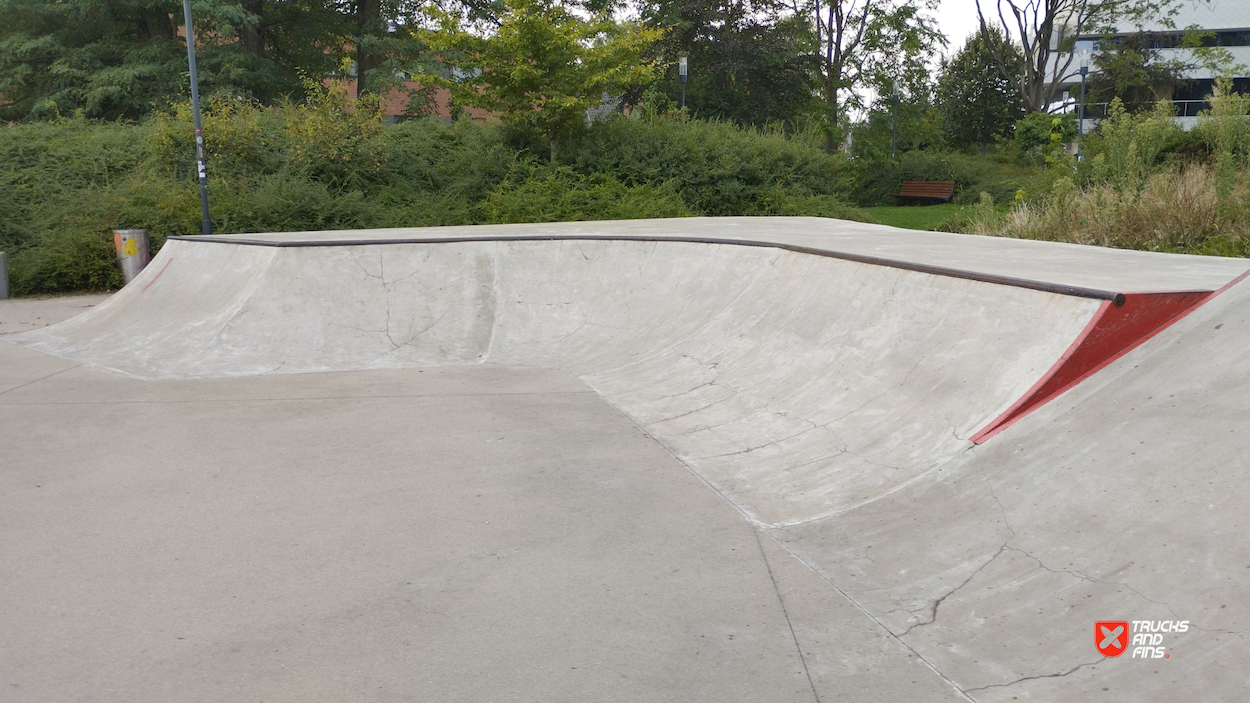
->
0 364 79 397
0 390 597 405
752 529 822 703
591 387 975 703
592 386 826 700
758 530 978 703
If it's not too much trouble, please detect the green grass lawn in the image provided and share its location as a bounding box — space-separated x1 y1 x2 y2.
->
859 203 967 231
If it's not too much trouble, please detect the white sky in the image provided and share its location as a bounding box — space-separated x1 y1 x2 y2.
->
934 0 986 59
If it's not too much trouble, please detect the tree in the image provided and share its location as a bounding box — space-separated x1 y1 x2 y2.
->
419 0 663 162
974 0 1183 114
936 29 1025 155
810 0 943 152
1087 32 1187 112
641 0 820 127
0 0 344 121
849 94 944 160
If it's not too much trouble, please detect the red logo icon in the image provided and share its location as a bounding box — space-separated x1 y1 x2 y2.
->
1096 621 1129 657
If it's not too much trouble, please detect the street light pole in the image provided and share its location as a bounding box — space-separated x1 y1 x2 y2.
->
182 0 212 235
1077 63 1089 160
890 82 899 162
679 57 688 111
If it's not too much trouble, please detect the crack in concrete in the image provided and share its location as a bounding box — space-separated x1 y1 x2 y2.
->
387 310 451 350
348 248 383 280
963 660 1102 694
697 422 827 460
898 544 1009 638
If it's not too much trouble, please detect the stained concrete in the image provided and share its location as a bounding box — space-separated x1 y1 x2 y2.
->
11 239 1106 527
5 217 1250 701
0 293 111 335
0 340 962 702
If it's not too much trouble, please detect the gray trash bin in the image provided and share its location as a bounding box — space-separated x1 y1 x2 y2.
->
113 230 151 284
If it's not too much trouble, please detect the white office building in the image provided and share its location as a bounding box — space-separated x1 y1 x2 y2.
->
1056 0 1250 128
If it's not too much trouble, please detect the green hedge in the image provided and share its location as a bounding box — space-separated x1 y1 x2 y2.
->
0 103 861 296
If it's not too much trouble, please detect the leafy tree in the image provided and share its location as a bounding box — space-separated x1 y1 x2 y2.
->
849 94 944 160
810 0 943 152
1013 110 1077 164
936 29 1025 155
974 0 1185 114
1087 32 1187 112
1082 27 1244 113
0 0 345 121
419 0 663 162
641 0 820 127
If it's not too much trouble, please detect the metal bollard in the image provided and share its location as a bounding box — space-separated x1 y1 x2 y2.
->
113 230 150 285
1 251 8 300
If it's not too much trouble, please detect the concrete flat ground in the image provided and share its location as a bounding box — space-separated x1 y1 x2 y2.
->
0 294 111 335
0 296 959 703
5 216 1250 702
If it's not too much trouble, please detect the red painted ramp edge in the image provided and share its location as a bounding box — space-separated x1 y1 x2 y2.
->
971 291 1214 444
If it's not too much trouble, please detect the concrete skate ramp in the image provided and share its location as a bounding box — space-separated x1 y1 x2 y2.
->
774 261 1250 702
11 216 1250 700
13 217 1247 530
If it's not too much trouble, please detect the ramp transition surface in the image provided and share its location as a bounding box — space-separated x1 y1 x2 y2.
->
7 216 1250 701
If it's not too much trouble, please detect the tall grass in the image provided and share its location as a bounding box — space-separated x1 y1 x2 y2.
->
951 87 1250 257
961 166 1247 255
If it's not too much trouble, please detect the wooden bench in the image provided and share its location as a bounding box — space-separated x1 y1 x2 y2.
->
888 181 955 204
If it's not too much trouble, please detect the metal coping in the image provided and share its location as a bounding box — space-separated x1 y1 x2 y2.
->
170 233 1132 306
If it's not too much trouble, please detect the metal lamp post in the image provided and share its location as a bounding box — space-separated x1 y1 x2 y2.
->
182 0 212 235
890 81 899 162
1077 52 1090 155
679 57 688 110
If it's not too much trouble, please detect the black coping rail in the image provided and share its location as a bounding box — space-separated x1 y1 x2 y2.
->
171 233 1131 306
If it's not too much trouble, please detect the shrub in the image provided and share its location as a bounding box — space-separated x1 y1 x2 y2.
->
1078 99 1183 194
8 230 123 295
1013 111 1077 159
564 115 854 215
1 107 870 295
851 150 1043 206
483 166 693 222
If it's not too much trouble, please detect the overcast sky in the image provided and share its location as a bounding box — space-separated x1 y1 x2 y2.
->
934 0 985 59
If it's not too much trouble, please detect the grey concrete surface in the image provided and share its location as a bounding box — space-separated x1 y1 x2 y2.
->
0 293 111 335
194 217 1250 293
0 342 963 703
5 217 1250 700
772 266 1250 702
11 238 1104 528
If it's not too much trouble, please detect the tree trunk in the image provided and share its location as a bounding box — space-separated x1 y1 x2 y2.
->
139 9 176 41
242 0 266 59
356 0 378 98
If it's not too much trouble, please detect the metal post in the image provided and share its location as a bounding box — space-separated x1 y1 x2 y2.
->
1077 65 1088 158
679 57 688 110
183 0 212 235
890 82 899 162
0 252 8 300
